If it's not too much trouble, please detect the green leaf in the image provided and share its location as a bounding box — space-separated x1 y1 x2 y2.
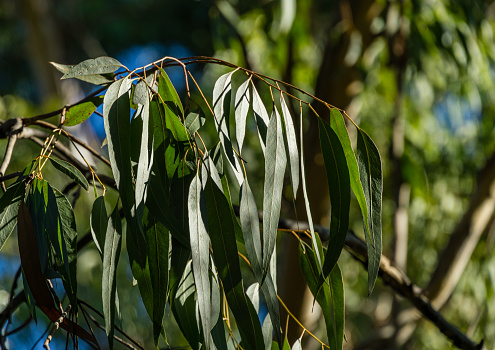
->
102 203 122 350
356 128 383 295
204 175 264 349
59 57 122 81
158 68 184 118
0 180 25 250
239 179 262 279
49 158 89 190
185 112 205 136
64 96 103 126
212 70 243 184
251 83 269 153
103 77 154 324
280 95 299 198
329 108 370 242
51 60 115 85
142 206 170 346
49 184 77 306
134 97 153 229
235 77 251 154
299 106 322 274
318 118 350 277
299 239 344 350
90 196 107 254
173 261 200 350
263 109 287 278
188 169 211 348
133 75 154 106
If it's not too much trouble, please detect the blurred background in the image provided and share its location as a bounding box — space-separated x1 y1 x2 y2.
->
1 0 495 349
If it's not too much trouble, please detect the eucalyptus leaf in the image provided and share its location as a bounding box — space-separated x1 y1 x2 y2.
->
356 128 383 295
64 96 103 126
60 57 122 81
185 112 206 136
251 83 269 153
102 203 122 350
90 196 107 254
0 180 25 250
49 158 89 190
318 118 350 277
235 77 251 154
212 70 243 184
262 109 287 278
188 169 211 348
329 108 370 242
280 95 299 198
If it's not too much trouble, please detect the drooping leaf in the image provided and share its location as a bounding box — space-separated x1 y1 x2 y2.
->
133 75 154 106
17 201 98 345
59 57 122 82
173 261 200 350
102 203 122 350
239 179 263 280
318 118 350 277
204 176 264 349
356 128 383 295
158 68 184 118
188 169 211 348
299 104 322 274
52 186 78 306
0 180 25 250
251 82 270 153
49 157 89 190
280 95 299 198
90 196 108 254
329 108 370 242
299 238 344 350
142 207 170 345
64 96 103 126
134 95 153 229
235 76 251 154
212 70 243 184
262 109 287 278
210 270 228 350
104 77 154 324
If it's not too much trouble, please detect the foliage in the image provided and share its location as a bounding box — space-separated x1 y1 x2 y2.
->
0 56 383 349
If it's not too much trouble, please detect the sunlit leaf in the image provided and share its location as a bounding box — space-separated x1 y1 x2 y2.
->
64 96 103 126
251 83 269 153
59 56 122 81
188 168 211 348
185 111 205 136
204 175 264 349
318 118 350 277
212 70 243 184
356 128 383 295
329 108 370 242
262 109 287 278
102 203 122 350
49 157 89 190
235 76 251 154
0 180 25 250
173 261 200 350
280 95 299 198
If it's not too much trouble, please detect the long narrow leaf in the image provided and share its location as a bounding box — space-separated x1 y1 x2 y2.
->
329 108 370 241
102 203 122 350
49 158 88 190
251 83 269 153
143 206 170 345
59 57 122 81
235 77 251 154
204 176 264 349
262 109 286 278
318 118 350 277
188 169 211 348
90 196 107 254
280 95 299 198
212 70 243 184
356 128 383 295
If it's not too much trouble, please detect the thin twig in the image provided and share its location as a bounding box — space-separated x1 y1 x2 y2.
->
43 305 71 350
